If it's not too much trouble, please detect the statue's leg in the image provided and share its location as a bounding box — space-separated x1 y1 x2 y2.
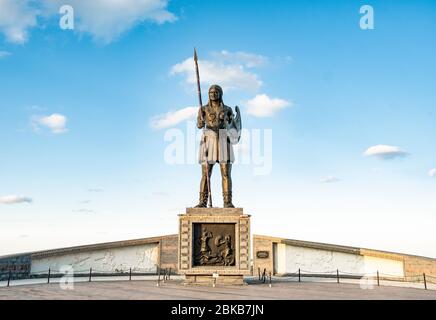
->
195 162 214 207
220 163 234 208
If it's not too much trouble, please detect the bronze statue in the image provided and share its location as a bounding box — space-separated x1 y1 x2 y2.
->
193 49 242 208
199 228 213 265
216 234 234 266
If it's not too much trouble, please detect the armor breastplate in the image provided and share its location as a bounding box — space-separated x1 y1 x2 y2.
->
205 105 225 131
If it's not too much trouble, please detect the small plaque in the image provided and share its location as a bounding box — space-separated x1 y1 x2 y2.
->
256 251 269 259
212 273 219 278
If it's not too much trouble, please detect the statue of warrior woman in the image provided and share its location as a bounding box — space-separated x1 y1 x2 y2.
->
195 84 242 208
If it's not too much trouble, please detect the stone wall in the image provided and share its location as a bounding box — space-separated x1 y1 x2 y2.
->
252 235 436 280
403 256 436 278
0 254 31 280
31 243 159 274
0 235 179 280
159 234 178 270
3 233 435 283
283 244 404 277
252 236 274 275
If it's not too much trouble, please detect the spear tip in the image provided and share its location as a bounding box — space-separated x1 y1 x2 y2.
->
194 47 198 62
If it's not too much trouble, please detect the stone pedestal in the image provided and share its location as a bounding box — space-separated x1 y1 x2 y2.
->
178 208 251 285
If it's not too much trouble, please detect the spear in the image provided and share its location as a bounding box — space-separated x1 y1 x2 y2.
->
194 48 212 207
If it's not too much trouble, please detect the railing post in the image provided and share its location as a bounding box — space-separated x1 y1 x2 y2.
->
47 268 51 284
258 267 261 281
377 271 380 287
169 268 171 280
129 268 132 281
336 269 340 283
89 268 92 282
423 273 427 290
298 268 301 282
7 270 11 287
263 268 266 283
157 266 161 287
269 272 272 288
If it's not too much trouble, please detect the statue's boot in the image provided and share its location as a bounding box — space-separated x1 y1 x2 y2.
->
195 192 208 208
223 192 235 208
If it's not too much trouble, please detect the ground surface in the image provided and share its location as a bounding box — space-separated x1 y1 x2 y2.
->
1 279 435 300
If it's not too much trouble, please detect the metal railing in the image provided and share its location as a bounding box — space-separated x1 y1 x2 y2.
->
1 266 435 291
0 265 177 288
252 268 435 290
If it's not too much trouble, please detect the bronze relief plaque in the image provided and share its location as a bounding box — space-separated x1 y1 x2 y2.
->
256 251 269 259
193 223 236 267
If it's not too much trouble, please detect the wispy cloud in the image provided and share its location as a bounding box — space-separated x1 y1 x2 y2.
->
28 105 47 112
210 50 268 68
245 94 291 117
0 0 176 44
0 0 38 44
320 176 340 183
0 195 33 205
151 191 170 197
233 143 251 156
364 145 409 160
429 168 436 177
42 0 177 43
0 51 11 58
150 106 197 129
31 113 68 134
73 208 95 214
88 188 104 193
171 53 262 92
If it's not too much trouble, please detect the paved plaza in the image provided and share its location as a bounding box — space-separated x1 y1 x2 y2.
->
1 280 435 300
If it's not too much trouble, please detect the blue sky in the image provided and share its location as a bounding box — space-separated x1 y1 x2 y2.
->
1 0 435 257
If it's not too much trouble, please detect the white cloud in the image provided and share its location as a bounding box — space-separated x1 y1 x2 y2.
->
151 191 170 197
0 195 32 204
32 113 67 134
0 0 176 44
245 94 291 117
43 0 176 43
0 50 11 58
210 50 268 68
429 169 436 177
320 176 340 183
233 143 250 156
171 56 262 92
364 145 409 160
150 106 197 129
0 0 38 44
73 208 94 214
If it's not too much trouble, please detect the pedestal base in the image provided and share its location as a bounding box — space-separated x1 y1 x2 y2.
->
183 274 245 286
178 207 251 285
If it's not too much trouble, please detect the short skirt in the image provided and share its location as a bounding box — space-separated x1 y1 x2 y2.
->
198 129 235 164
